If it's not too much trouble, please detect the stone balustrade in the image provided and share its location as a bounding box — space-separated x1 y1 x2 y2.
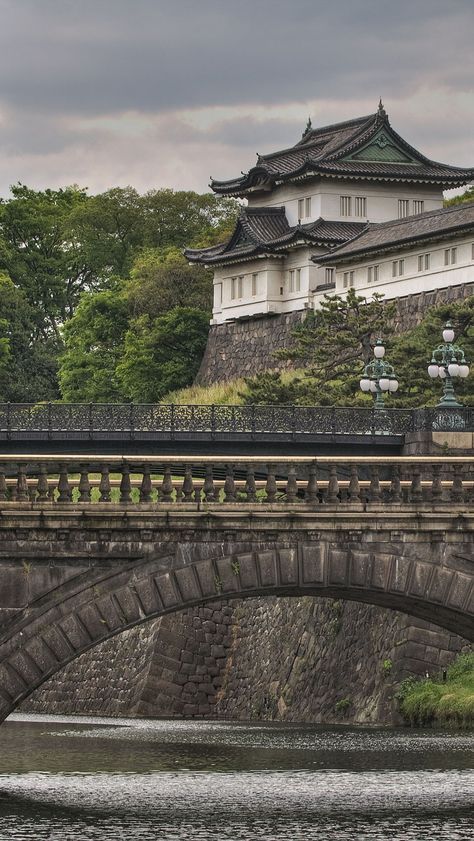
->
0 456 472 506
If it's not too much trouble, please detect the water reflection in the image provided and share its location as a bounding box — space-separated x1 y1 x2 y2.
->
0 714 472 840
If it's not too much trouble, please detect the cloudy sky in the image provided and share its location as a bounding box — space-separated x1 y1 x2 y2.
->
0 0 473 197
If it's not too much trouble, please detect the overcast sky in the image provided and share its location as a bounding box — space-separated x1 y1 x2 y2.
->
0 0 473 198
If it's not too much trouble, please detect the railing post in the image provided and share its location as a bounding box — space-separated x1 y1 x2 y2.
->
119 464 132 503
211 404 216 440
285 464 298 503
245 465 257 502
36 465 49 502
99 464 111 503
327 465 339 503
203 465 216 502
181 465 194 502
0 468 7 501
78 464 91 503
369 466 382 503
451 464 464 504
161 466 174 503
390 465 402 503
430 464 443 502
139 464 152 503
170 404 175 440
265 464 277 503
224 465 236 502
57 465 71 503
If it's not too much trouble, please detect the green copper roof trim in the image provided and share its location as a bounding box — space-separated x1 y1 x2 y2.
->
343 128 422 165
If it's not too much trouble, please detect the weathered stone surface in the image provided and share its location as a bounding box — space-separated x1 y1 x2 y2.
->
197 282 474 385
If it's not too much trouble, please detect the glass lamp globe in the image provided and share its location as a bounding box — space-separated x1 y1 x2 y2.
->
374 344 385 359
369 381 377 392
379 377 390 391
438 366 447 379
448 362 460 377
443 326 455 343
389 379 399 392
428 364 439 378
459 364 470 378
359 378 371 392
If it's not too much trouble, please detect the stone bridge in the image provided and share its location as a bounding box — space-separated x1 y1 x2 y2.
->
0 454 473 723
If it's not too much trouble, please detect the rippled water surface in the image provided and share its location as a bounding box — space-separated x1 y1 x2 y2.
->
0 714 473 840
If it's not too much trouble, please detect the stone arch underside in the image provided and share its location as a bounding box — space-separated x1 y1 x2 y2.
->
1 541 473 722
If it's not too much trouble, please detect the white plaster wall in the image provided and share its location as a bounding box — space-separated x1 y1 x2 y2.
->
329 235 474 304
249 177 443 225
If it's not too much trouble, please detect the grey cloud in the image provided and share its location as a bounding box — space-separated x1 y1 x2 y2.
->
0 0 472 117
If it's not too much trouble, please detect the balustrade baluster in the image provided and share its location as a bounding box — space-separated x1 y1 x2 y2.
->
285 465 298 503
77 465 91 503
348 464 361 503
161 466 174 503
369 466 381 503
245 465 257 502
390 465 402 503
181 466 194 502
203 465 216 502
36 465 50 502
139 464 152 503
327 465 339 504
99 465 111 502
265 464 277 503
451 464 464 504
305 463 319 504
0 470 7 501
119 464 132 503
430 464 443 502
410 466 423 503
57 465 71 503
16 465 29 501
224 465 236 502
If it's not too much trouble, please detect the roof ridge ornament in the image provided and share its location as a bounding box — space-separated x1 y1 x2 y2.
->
302 116 312 138
377 98 387 121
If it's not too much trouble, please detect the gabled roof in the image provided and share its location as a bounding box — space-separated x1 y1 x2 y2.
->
184 206 365 267
315 201 474 265
211 103 474 196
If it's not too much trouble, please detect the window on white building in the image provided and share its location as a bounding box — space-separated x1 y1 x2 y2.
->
238 276 244 297
231 277 237 300
444 247 457 266
354 197 367 217
305 197 311 218
298 198 304 219
418 253 430 271
368 265 379 283
289 270 295 292
325 267 335 284
343 271 355 288
398 200 409 219
340 196 352 217
251 273 258 296
472 243 474 260
413 200 424 215
392 259 405 277
214 283 222 308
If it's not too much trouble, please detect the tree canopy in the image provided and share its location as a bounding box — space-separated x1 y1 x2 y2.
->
0 183 238 402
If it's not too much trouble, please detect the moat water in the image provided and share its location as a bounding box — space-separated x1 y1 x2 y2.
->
0 714 473 840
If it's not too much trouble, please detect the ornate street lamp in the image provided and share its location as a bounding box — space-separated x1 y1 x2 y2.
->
360 338 399 409
427 321 469 407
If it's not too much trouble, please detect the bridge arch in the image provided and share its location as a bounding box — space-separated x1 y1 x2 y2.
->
0 540 473 723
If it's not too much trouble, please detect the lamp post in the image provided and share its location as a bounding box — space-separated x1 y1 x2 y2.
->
427 321 469 407
359 338 399 409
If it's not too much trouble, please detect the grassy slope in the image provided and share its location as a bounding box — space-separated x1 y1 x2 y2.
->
398 653 474 728
161 369 304 405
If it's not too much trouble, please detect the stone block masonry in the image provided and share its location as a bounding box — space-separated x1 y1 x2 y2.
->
197 282 474 385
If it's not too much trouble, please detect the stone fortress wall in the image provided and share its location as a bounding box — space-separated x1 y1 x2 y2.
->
23 280 474 724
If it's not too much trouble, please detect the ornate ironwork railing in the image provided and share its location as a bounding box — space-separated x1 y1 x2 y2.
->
0 403 472 439
0 455 471 507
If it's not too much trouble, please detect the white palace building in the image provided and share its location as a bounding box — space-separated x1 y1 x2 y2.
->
185 102 474 324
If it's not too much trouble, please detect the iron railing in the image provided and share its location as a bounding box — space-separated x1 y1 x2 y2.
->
0 403 472 439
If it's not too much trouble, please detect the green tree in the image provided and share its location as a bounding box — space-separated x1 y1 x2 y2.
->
444 186 474 207
389 297 474 406
116 307 209 403
59 286 129 402
243 289 396 406
127 248 213 317
0 184 90 338
0 273 60 401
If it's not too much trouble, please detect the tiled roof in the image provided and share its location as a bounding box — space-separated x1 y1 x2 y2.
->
184 207 365 266
315 202 474 265
211 106 474 195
